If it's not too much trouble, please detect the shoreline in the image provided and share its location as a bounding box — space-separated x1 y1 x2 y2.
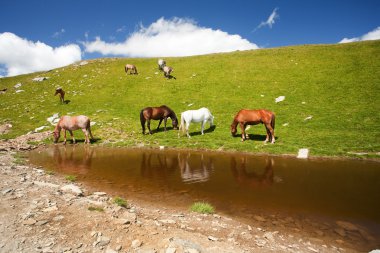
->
1 132 379 252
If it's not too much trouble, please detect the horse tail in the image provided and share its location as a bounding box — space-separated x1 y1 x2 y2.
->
87 119 94 140
124 65 127 73
135 66 138 74
271 113 275 130
179 112 186 134
140 109 146 133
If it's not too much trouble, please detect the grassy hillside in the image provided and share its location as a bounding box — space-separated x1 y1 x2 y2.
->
1 41 379 158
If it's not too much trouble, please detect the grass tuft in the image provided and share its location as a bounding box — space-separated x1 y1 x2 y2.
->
88 206 104 212
190 202 215 214
65 175 77 182
113 196 128 208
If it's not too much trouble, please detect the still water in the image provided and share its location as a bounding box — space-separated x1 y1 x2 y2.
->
29 145 380 232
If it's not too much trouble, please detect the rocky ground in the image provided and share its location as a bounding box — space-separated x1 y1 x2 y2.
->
0 132 379 253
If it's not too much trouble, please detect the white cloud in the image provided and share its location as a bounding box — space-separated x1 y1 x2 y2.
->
254 8 279 31
83 17 258 57
0 32 81 77
339 27 380 43
52 28 65 38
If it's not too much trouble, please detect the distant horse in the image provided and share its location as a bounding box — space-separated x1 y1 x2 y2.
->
125 64 138 75
140 105 178 135
230 109 275 143
163 66 173 78
158 59 166 70
179 107 214 138
54 87 65 103
53 115 94 144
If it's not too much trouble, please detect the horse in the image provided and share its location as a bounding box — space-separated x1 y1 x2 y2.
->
140 105 178 135
163 66 173 78
54 87 65 103
158 59 166 70
179 107 214 138
230 109 275 143
53 115 94 144
125 64 138 75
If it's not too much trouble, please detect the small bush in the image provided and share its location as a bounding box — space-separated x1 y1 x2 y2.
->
190 202 215 214
88 206 104 212
113 196 128 208
65 175 77 182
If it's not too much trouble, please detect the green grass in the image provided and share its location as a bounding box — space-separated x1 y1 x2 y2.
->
88 206 104 212
65 175 77 182
0 41 379 158
113 196 128 208
13 152 27 165
190 202 215 214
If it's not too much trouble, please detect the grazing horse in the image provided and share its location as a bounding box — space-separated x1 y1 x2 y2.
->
54 88 65 103
140 105 178 135
158 59 166 70
163 66 173 78
125 64 138 75
179 107 214 138
230 109 275 143
53 115 94 144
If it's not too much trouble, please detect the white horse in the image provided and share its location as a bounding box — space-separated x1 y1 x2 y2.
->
179 107 214 138
158 59 166 70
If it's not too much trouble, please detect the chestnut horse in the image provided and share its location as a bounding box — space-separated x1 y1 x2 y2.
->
230 109 275 143
125 64 138 75
54 87 65 103
53 115 94 144
140 105 178 134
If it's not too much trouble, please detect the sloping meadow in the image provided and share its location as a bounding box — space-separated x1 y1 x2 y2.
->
1 41 379 157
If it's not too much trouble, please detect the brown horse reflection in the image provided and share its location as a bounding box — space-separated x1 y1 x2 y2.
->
140 152 177 180
230 156 274 189
53 145 94 175
178 153 213 184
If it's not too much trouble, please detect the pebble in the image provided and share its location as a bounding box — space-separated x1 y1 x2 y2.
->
207 236 218 241
131 239 142 248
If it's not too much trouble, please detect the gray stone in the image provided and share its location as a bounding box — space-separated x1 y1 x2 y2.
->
61 184 83 196
207 236 218 241
97 236 110 247
166 248 176 253
131 239 142 248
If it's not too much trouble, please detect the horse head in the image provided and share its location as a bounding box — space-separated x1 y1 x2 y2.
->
230 123 237 136
53 130 60 143
172 117 179 130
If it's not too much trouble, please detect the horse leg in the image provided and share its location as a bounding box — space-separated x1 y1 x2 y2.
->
240 123 246 141
264 125 270 143
157 119 163 131
82 128 89 144
265 124 275 144
163 117 168 131
186 122 191 138
63 130 67 145
201 121 205 135
147 119 152 134
69 130 75 144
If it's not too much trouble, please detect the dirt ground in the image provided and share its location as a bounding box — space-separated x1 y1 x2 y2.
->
0 131 379 253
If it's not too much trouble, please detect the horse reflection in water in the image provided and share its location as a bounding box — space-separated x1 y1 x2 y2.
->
230 156 275 189
178 153 214 184
53 145 94 175
140 152 177 180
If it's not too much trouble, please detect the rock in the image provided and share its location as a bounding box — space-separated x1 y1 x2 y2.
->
264 232 275 243
304 115 313 121
307 246 319 252
93 192 107 196
34 126 49 132
35 220 49 226
254 215 266 222
186 249 200 253
336 221 359 231
166 248 176 253
131 239 142 248
2 188 13 195
119 212 137 224
159 219 176 224
23 218 37 225
97 236 110 247
275 96 285 103
297 148 309 159
42 206 58 212
14 83 22 88
115 245 122 251
61 184 83 196
33 181 59 188
32 77 49 82
207 236 218 241
105 249 117 253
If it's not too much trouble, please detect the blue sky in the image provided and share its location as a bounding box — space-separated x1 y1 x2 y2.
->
0 0 379 76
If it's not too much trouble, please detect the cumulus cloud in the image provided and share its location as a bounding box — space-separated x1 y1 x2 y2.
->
83 17 258 57
254 8 279 32
0 32 81 76
339 27 380 43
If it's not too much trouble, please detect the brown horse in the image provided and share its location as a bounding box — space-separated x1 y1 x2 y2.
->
125 64 138 75
53 115 94 144
54 87 65 103
230 109 275 143
140 105 178 134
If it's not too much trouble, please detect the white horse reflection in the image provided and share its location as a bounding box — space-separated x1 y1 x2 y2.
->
178 153 213 183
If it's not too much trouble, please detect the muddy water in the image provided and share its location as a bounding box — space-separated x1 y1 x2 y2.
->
29 146 380 235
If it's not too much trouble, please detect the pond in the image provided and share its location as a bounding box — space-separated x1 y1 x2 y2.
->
29 145 380 240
